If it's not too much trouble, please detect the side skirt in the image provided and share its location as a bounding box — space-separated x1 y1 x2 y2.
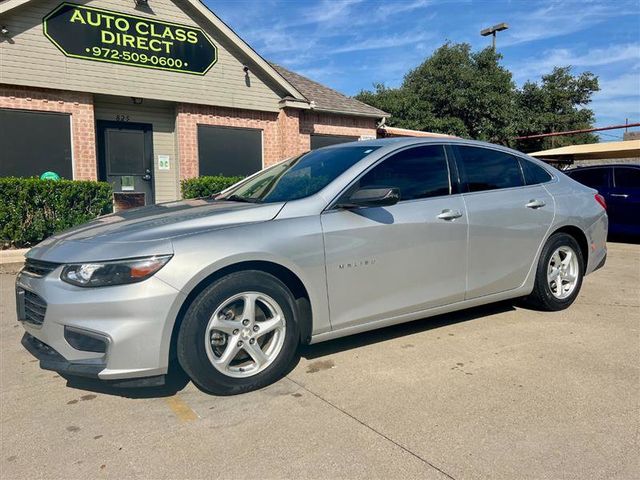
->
309 286 531 345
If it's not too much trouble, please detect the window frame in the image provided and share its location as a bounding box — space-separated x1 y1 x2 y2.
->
450 144 528 194
326 143 458 211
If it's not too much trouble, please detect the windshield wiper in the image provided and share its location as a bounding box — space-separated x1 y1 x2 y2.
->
224 194 261 204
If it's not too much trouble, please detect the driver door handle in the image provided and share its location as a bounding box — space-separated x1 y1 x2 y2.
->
437 209 463 221
610 193 629 198
525 199 546 209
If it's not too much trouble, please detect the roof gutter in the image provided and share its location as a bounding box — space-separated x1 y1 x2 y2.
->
309 106 389 119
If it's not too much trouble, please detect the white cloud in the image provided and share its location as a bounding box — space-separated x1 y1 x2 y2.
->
595 73 640 100
333 31 434 54
512 43 640 83
501 1 637 47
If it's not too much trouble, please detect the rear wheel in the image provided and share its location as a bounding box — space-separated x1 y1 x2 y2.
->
177 271 299 395
525 232 585 311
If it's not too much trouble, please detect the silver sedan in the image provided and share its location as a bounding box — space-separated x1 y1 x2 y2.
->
16 138 608 395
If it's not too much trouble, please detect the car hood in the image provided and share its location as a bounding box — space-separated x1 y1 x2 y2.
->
27 199 285 263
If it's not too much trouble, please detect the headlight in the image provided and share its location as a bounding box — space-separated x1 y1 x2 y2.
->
60 255 172 287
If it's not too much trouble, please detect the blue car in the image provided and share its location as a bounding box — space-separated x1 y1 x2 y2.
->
565 164 640 236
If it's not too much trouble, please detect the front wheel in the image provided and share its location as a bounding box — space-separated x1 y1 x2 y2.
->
525 232 585 311
177 271 300 395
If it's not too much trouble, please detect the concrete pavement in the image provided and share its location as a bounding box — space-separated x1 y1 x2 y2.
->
1 242 638 479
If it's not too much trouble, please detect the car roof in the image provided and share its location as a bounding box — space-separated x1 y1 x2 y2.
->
326 136 535 159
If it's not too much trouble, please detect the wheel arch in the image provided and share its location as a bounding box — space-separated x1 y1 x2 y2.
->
169 260 313 363
549 225 589 266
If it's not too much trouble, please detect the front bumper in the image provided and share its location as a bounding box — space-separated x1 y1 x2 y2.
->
22 332 104 377
16 267 187 381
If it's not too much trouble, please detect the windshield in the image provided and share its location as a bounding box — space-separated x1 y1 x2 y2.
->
216 145 380 203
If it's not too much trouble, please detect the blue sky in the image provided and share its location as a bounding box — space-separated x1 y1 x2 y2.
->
205 0 640 140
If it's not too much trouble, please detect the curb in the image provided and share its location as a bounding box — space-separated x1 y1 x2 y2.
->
0 249 28 274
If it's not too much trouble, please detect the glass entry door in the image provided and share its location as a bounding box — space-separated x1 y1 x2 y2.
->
97 121 154 208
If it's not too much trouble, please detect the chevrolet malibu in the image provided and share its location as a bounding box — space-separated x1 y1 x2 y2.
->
17 138 607 395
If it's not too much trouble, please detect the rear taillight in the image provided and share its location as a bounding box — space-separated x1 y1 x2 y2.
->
595 193 607 210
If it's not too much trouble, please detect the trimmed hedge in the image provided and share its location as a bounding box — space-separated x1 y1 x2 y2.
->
181 175 243 199
0 177 113 249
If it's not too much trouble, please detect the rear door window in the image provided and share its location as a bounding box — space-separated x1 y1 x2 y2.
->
568 168 610 189
455 146 524 192
614 167 640 189
519 158 553 185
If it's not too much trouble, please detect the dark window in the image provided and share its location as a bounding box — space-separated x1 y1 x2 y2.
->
198 125 262 177
218 145 380 203
0 109 72 178
519 158 553 185
357 145 450 201
614 167 640 189
105 129 145 174
568 168 610 189
310 134 359 150
456 146 524 192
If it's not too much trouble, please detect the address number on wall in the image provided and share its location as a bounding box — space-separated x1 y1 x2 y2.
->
115 114 130 122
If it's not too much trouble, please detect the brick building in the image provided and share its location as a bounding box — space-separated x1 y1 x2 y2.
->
0 0 386 206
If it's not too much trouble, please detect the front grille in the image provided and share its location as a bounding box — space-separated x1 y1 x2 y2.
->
23 259 60 277
23 290 47 326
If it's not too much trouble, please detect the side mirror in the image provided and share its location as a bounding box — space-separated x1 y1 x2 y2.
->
337 187 400 208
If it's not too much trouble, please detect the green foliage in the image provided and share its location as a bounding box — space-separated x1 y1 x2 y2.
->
355 43 600 151
514 67 600 152
181 176 243 199
0 177 113 248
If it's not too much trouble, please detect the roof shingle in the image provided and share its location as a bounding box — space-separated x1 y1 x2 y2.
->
271 63 388 119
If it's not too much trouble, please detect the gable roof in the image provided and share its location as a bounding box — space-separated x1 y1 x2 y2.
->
0 0 307 103
2 0 387 119
271 64 388 119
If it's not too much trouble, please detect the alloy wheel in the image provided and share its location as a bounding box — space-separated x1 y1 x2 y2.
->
547 246 579 299
204 292 286 378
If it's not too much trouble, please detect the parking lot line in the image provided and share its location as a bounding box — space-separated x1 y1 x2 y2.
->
165 395 198 421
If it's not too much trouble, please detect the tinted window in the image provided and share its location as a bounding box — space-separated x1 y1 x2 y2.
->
106 129 145 174
311 134 359 150
614 167 640 189
198 125 262 177
520 158 553 185
357 145 450 201
568 168 609 188
456 146 524 192
218 145 380 203
0 109 72 178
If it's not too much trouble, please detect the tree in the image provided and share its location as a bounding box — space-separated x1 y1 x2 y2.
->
356 43 517 143
514 67 600 152
355 43 600 150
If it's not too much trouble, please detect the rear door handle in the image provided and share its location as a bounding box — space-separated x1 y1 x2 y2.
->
525 199 546 209
437 209 463 220
610 194 629 198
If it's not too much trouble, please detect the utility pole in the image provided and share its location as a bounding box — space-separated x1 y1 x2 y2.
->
480 23 509 50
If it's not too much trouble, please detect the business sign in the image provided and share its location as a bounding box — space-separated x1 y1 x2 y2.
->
43 3 217 75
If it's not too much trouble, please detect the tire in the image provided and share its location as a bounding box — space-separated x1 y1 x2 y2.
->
525 232 585 311
177 270 300 395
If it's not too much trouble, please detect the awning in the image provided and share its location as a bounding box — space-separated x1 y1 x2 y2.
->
529 140 640 161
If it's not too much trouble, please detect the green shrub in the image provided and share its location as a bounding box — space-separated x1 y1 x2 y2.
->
0 177 113 249
181 176 243 199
